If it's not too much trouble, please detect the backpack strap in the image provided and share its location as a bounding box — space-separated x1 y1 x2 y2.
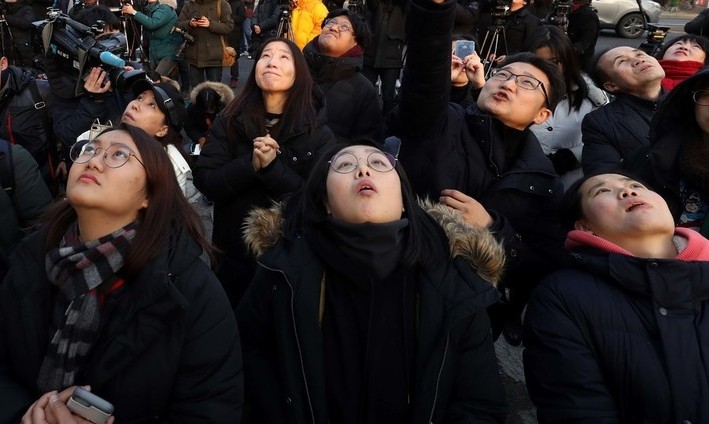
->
0 140 15 197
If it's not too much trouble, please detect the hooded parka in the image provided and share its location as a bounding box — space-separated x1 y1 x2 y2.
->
291 0 328 50
237 201 508 423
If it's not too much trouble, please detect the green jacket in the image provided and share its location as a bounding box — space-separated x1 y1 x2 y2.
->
133 1 183 62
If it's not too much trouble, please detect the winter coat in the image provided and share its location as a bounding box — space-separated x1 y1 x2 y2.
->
568 5 599 72
524 230 709 423
3 2 38 67
303 39 384 142
251 0 281 37
0 143 52 280
0 227 243 423
228 0 246 51
184 81 235 144
237 201 508 423
477 5 540 56
581 91 663 175
363 0 406 69
192 91 335 305
685 7 709 36
177 0 235 67
133 0 183 62
291 0 328 50
0 66 53 167
396 0 565 303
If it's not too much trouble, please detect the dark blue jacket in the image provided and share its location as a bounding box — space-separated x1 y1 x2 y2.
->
524 249 709 423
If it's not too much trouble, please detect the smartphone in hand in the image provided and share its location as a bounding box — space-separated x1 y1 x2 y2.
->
66 387 114 424
454 40 476 58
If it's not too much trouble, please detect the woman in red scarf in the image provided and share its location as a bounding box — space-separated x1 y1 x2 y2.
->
524 172 709 423
658 34 709 90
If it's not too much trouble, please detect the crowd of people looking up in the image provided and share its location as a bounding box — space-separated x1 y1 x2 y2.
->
2 0 709 420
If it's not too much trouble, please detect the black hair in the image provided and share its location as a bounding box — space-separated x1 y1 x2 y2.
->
195 87 226 114
559 170 653 232
74 4 121 30
527 25 589 113
282 139 449 267
323 9 371 48
500 52 567 111
658 34 709 65
589 47 614 89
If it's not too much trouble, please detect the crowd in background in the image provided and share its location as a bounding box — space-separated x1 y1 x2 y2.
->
2 0 709 421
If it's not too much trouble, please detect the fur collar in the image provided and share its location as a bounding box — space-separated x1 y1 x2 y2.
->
189 81 236 105
242 199 505 285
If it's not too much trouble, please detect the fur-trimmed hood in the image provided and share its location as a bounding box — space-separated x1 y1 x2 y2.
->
189 81 235 106
243 199 505 285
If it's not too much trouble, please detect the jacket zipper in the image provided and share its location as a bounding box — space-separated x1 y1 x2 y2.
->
428 332 450 424
258 262 317 424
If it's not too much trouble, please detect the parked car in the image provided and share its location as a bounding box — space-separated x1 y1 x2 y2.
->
594 0 662 38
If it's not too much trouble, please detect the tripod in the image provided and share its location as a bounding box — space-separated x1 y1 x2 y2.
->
276 7 294 41
479 17 508 78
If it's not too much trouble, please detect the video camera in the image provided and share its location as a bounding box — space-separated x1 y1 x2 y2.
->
32 9 145 98
490 0 511 22
542 0 573 32
639 23 670 57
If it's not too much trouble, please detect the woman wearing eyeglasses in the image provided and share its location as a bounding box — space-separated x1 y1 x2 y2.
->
303 9 384 142
0 124 242 423
625 68 709 237
237 140 508 423
193 37 335 308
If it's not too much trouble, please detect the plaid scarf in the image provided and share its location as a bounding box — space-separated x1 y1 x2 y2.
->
37 221 138 392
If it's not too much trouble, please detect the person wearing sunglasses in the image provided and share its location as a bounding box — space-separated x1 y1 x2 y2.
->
237 139 508 423
303 9 384 142
0 124 242 423
395 0 567 348
625 68 709 238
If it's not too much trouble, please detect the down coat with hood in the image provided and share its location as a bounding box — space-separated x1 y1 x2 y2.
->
291 0 329 50
184 81 235 144
177 0 235 68
132 0 183 62
236 201 509 424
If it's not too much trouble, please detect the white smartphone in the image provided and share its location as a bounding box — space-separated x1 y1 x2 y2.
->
66 387 114 424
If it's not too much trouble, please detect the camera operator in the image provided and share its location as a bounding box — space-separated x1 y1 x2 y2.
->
476 0 540 61
122 0 182 80
46 5 136 150
0 0 39 68
176 0 234 90
567 0 599 72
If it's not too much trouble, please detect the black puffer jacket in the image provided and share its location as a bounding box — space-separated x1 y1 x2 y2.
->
363 0 406 69
193 91 335 305
0 228 243 423
524 242 709 423
476 5 540 56
0 66 52 166
3 1 38 67
303 39 384 142
237 201 508 424
581 91 662 174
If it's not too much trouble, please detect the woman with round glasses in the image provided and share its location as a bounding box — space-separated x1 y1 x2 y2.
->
625 68 709 237
524 171 709 423
527 25 609 189
193 37 335 307
0 124 242 422
237 140 508 423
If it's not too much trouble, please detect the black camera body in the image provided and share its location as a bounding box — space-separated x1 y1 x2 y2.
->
490 0 511 22
639 24 670 57
32 9 145 98
542 0 573 32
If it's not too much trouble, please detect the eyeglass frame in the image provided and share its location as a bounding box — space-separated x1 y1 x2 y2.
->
322 18 354 33
692 90 709 106
70 141 146 169
328 151 397 174
489 68 550 108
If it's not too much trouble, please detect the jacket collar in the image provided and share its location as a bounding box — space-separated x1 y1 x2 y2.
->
303 40 363 83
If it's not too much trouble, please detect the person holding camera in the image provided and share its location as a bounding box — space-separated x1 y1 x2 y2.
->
0 0 39 68
567 0 599 72
122 0 183 80
176 0 234 90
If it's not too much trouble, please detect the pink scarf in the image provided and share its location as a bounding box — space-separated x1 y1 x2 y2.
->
565 227 709 261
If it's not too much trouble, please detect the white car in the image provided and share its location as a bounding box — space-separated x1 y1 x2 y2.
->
593 0 662 38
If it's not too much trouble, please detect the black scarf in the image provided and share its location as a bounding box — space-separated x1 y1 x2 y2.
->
37 221 138 392
306 218 416 423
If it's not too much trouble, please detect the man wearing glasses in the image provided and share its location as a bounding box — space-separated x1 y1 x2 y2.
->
395 0 567 347
582 46 665 175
